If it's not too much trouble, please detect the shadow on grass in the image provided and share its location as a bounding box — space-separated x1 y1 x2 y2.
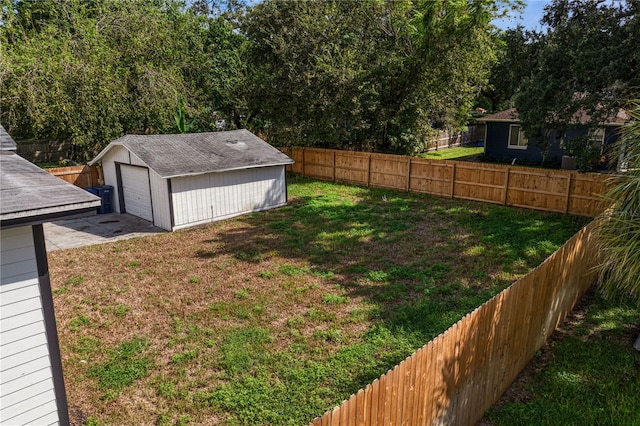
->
194 176 590 422
209 178 586 323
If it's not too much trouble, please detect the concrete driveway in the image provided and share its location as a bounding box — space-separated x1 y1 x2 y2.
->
44 213 165 252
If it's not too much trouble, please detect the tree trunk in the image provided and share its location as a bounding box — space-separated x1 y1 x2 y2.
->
634 332 640 352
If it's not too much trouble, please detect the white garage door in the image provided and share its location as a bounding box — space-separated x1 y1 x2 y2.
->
120 165 153 222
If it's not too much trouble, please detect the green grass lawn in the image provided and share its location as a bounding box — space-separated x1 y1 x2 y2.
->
484 289 640 426
50 177 589 425
417 145 484 160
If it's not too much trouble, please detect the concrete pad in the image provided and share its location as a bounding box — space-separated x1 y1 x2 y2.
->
44 213 165 252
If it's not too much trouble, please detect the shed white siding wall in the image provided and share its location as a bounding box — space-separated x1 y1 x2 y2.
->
0 227 59 425
101 145 130 213
149 169 171 231
171 166 286 230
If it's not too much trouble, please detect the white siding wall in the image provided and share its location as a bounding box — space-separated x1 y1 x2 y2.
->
171 166 286 230
101 145 130 213
0 227 59 425
149 170 171 231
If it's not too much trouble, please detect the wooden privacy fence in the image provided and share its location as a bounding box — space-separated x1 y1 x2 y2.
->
16 139 72 163
46 165 102 189
310 221 600 426
280 147 611 217
426 125 483 151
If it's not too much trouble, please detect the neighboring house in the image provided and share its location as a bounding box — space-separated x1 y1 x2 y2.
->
0 125 101 424
477 108 627 166
89 130 294 231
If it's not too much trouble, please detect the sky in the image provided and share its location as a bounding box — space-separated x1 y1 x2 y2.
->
493 0 551 31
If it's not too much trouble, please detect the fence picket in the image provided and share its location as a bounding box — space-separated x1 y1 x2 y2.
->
400 355 413 425
355 389 365 426
411 346 425 424
381 371 392 425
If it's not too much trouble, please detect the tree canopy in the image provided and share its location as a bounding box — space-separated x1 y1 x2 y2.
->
482 25 543 112
1 0 519 160
511 0 640 166
1 0 244 161
242 0 513 154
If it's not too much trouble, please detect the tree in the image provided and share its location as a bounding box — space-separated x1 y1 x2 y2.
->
0 0 245 161
514 0 640 169
596 102 640 350
242 0 518 155
483 26 543 112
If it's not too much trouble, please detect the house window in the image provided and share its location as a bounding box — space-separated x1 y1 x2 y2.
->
591 128 605 154
508 125 528 149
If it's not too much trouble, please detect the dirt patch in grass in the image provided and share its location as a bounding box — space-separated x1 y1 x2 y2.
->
50 177 589 425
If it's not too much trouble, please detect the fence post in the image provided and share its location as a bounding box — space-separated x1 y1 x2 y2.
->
406 157 412 192
367 154 372 187
564 173 573 214
332 151 336 182
450 163 456 198
503 167 511 205
301 148 306 177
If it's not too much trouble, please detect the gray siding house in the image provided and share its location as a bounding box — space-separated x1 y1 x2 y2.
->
90 130 294 231
477 108 626 166
1 125 101 424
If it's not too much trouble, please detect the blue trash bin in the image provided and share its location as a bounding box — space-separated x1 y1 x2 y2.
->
95 185 113 214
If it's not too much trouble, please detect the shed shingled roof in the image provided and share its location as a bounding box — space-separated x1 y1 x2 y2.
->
1 124 17 151
90 129 294 178
1 152 101 224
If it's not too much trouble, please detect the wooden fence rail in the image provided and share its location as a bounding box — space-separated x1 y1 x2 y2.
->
310 220 600 426
280 147 611 217
46 165 102 189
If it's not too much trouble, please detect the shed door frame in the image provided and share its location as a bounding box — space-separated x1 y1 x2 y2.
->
116 163 154 222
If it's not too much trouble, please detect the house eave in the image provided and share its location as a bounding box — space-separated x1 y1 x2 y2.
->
1 203 101 229
476 118 520 123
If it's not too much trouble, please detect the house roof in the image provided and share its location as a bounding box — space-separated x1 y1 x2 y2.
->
1 124 17 151
477 107 629 126
476 108 520 122
1 152 101 228
90 129 294 179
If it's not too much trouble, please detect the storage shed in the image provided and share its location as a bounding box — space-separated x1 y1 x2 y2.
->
89 130 294 231
1 125 101 424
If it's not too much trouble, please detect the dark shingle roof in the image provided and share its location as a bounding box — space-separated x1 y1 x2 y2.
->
1 152 101 224
90 129 294 178
477 107 629 125
476 108 520 122
0 124 17 151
